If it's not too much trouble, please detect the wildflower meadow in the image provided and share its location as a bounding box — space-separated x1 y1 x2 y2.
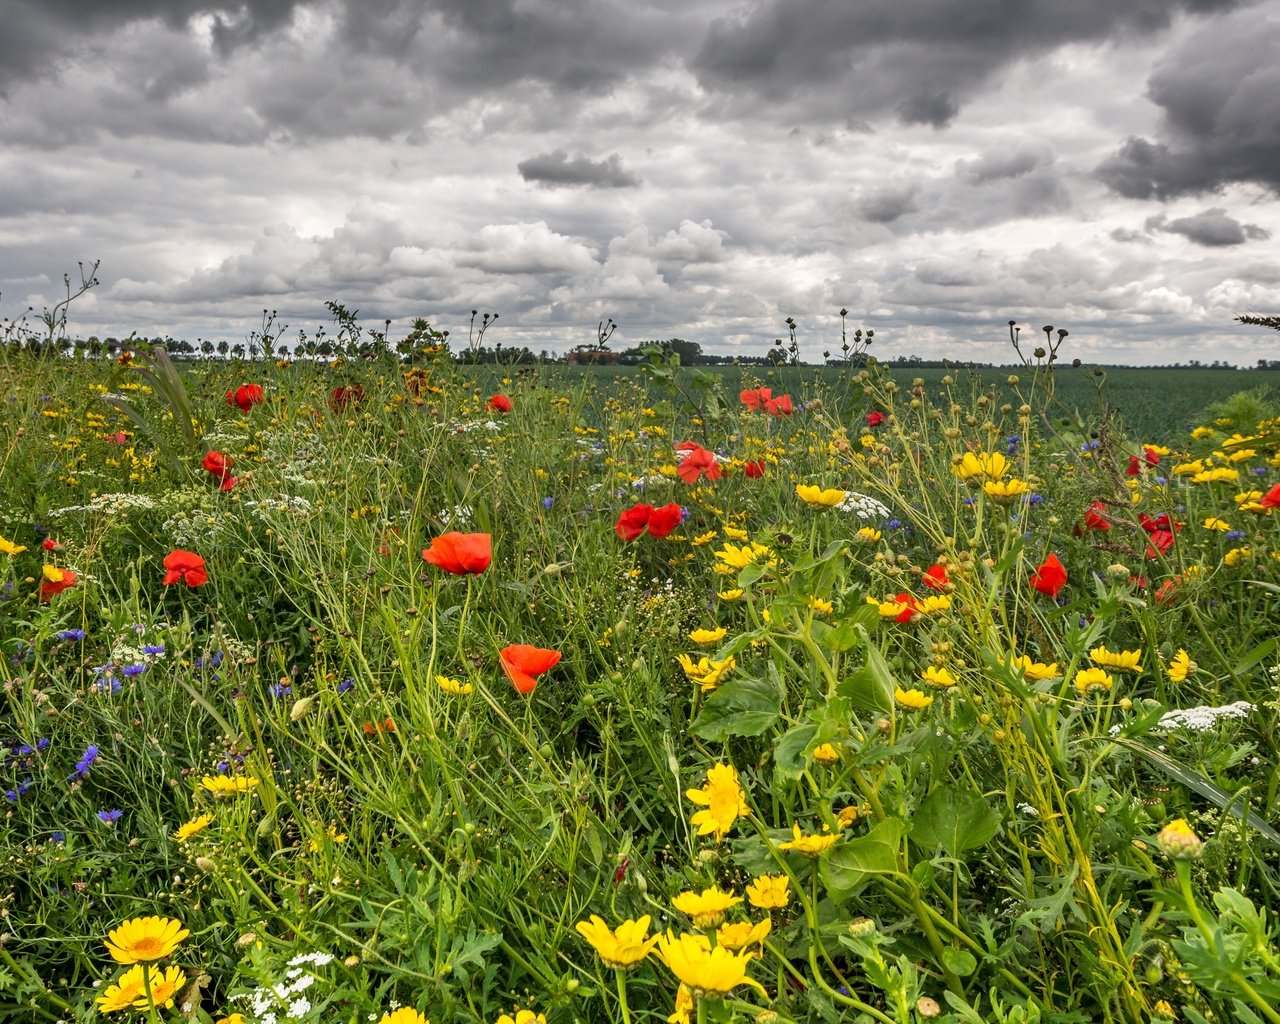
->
3 331 1280 1024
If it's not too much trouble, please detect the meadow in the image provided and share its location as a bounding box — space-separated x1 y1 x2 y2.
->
3 341 1280 1024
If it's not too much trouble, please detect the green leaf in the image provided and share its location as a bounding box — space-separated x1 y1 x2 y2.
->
837 631 895 713
772 723 817 782
910 786 1002 856
690 675 782 741
941 947 978 977
821 818 905 896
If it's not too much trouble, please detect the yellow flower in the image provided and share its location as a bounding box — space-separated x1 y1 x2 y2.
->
869 596 914 619
1088 646 1143 672
435 674 473 695
691 530 718 546
722 525 749 541
837 803 871 829
673 887 742 928
496 1010 547 1024
575 915 660 970
1171 460 1205 476
716 917 771 952
1202 517 1231 532
714 541 774 572
0 535 26 556
811 742 841 764
1152 999 1176 1020
1190 426 1215 439
1226 448 1256 462
1012 656 1060 682
1191 466 1240 483
778 822 839 857
668 984 694 1024
1156 819 1204 860
105 916 189 964
745 874 791 909
855 527 882 542
916 594 952 615
953 451 1008 483
982 477 1030 502
716 588 744 602
685 763 750 841
796 484 847 507
96 965 149 1013
656 932 762 999
42 564 65 583
174 813 214 843
1073 667 1113 694
134 965 186 1010
215 1014 247 1024
894 687 934 711
379 1010 431 1024
688 627 727 645
1167 649 1196 682
308 824 348 851
677 653 735 692
1224 546 1251 567
201 775 260 798
808 596 833 615
920 665 957 689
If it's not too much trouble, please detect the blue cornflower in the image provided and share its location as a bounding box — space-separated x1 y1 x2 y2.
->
1251 467 1268 476
97 809 122 824
337 677 356 693
56 628 86 641
142 644 165 655
68 744 99 782
1028 493 1045 505
95 677 122 695
1226 530 1248 540
121 663 146 677
269 682 292 699
542 496 554 509
4 778 33 801
36 738 49 751
50 832 64 843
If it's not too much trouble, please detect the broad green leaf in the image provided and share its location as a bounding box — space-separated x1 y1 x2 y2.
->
690 675 782 741
941 947 978 977
837 630 896 713
821 818 905 896
910 786 1002 856
772 723 817 781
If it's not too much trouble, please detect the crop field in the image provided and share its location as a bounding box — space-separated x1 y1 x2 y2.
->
3 346 1280 1024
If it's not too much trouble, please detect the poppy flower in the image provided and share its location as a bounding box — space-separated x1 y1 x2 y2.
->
866 410 885 427
226 384 265 413
1080 501 1111 532
163 550 208 587
422 532 492 575
487 394 512 413
675 442 722 484
1260 482 1280 509
106 431 129 444
39 565 78 601
329 385 365 411
615 502 682 541
1029 553 1067 599
743 459 765 479
363 717 395 734
42 538 62 552
201 450 236 490
763 393 793 416
500 644 562 695
739 387 771 412
921 563 949 590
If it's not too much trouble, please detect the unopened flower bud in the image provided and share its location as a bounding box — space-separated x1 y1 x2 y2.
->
916 996 941 1018
1157 818 1204 860
195 856 217 874
290 695 316 721
847 918 877 938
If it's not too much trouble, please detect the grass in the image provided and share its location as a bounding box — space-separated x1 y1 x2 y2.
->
2 345 1280 1024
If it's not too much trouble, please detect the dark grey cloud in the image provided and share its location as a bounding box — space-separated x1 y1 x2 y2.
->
1153 208 1271 246
518 150 641 188
1096 8 1280 197
693 0 1245 127
857 186 919 224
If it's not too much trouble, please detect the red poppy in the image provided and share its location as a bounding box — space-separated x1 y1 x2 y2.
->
1139 512 1180 535
39 568 78 601
743 459 766 479
226 384 265 413
892 593 920 624
163 550 208 587
614 502 682 541
487 394 513 413
363 717 396 734
1155 576 1184 605
866 410 885 428
739 387 771 412
1126 455 1141 477
1029 553 1067 599
1261 482 1280 509
422 532 492 575
1080 501 1111 531
1146 531 1176 559
921 563 949 590
675 442 722 484
329 385 365 411
500 644 562 695
202 450 236 491
42 538 62 551
763 393 793 416
106 431 129 444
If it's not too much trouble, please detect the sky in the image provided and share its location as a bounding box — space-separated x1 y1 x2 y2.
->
1 0 1278 365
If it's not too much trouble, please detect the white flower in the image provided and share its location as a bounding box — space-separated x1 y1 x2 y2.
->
288 996 312 1018
836 491 892 520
